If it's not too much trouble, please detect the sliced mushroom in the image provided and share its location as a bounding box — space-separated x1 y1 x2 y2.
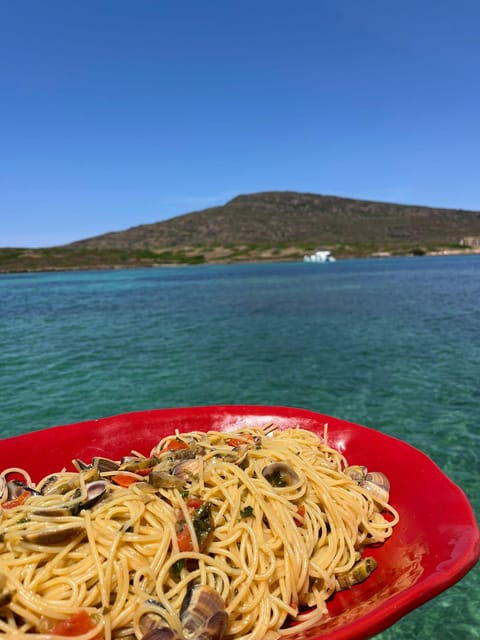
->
262 462 300 487
180 585 228 640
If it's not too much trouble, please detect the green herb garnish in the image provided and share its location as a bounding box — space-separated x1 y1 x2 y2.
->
170 559 185 578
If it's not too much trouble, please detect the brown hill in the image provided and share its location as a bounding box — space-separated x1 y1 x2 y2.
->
68 191 480 249
2 191 480 273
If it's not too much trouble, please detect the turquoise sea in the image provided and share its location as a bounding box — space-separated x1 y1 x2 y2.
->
1 255 479 638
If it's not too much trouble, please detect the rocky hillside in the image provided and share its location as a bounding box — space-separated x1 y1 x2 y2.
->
68 191 480 249
2 191 480 272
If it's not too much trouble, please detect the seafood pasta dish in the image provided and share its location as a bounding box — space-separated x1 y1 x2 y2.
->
0 425 398 640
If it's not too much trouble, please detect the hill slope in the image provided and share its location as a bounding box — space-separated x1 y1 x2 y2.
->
2 191 480 272
68 191 480 249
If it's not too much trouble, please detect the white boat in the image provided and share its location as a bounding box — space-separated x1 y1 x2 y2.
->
303 249 336 263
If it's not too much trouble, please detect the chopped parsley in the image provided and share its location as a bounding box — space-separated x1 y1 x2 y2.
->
170 559 185 578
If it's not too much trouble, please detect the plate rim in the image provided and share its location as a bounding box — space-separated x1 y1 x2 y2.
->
1 404 479 640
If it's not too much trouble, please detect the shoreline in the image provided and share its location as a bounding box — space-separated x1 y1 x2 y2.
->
1 246 479 275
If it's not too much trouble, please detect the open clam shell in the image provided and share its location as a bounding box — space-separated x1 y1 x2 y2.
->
142 630 184 640
22 525 85 546
33 479 109 517
180 584 227 640
361 471 390 503
262 462 300 487
0 476 39 504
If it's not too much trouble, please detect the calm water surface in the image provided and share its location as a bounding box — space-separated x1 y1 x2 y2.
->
1 255 479 638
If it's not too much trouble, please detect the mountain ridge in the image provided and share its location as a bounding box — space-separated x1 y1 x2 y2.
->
67 190 480 250
2 191 480 273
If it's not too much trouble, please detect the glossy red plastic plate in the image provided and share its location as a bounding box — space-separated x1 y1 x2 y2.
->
1 405 478 639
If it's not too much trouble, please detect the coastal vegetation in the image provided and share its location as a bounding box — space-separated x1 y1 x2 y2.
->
2 191 480 272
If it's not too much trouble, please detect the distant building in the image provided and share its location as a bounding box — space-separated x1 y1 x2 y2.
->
460 236 480 248
303 249 336 262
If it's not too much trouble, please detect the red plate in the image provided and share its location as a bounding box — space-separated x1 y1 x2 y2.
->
1 405 478 639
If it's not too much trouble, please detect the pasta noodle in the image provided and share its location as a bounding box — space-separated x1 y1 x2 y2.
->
0 425 399 640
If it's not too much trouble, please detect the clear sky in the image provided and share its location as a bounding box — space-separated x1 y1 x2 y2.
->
1 0 479 247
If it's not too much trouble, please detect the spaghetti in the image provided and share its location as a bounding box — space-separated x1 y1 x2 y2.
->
0 425 399 640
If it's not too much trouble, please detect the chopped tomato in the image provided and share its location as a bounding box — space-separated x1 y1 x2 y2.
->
111 474 138 488
175 500 213 553
135 467 154 476
186 497 204 509
50 610 99 637
289 599 299 614
2 490 30 510
163 439 189 451
175 499 203 551
176 520 193 552
227 433 254 447
294 505 306 526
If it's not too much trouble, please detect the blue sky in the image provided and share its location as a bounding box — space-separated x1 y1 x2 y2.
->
1 0 479 247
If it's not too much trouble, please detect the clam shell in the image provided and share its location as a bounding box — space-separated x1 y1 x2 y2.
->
0 476 7 503
148 471 185 489
173 459 200 479
71 480 108 514
119 457 156 473
92 456 120 473
72 459 91 471
336 556 378 590
180 584 227 640
361 478 389 504
6 479 39 501
361 471 390 503
34 480 108 517
262 462 300 487
365 471 390 492
142 629 184 640
344 465 368 483
22 525 85 546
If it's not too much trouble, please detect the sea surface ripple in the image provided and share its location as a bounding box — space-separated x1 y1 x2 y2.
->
1 255 479 638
